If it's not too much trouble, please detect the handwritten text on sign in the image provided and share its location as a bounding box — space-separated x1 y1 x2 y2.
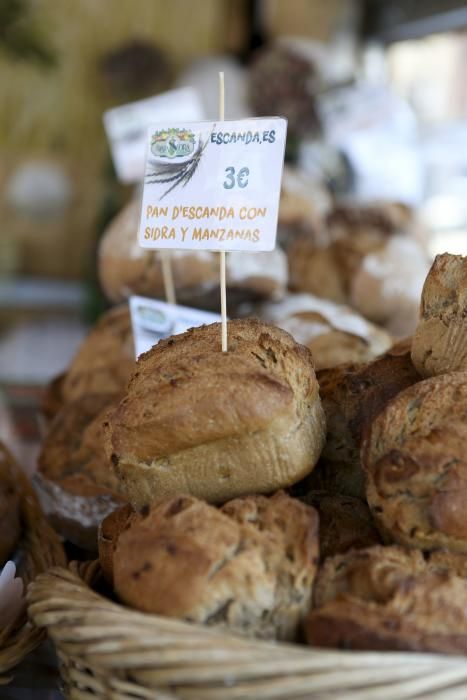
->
138 118 287 252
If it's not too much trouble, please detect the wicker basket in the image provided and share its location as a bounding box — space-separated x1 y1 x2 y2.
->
28 563 467 700
0 463 66 683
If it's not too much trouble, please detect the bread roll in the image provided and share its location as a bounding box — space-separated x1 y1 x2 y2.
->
105 318 326 509
98 199 288 307
351 235 431 337
300 490 381 559
307 545 467 654
363 371 467 552
313 338 420 498
288 237 346 303
411 253 466 377
98 503 134 585
61 305 135 406
256 293 391 370
37 393 125 550
113 491 319 641
0 443 21 563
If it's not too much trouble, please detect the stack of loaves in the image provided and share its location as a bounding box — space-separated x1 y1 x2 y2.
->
36 252 467 654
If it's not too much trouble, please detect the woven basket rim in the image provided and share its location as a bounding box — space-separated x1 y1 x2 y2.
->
27 563 467 700
0 455 66 683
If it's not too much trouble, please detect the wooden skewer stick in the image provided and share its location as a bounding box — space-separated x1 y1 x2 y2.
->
219 71 228 353
160 250 176 306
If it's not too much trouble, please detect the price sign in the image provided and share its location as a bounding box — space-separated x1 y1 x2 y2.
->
138 118 287 252
103 88 204 184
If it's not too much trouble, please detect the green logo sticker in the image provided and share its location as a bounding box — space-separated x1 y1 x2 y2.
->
151 128 196 159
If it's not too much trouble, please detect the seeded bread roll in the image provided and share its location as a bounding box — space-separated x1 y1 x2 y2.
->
257 293 391 371
61 305 135 406
307 545 467 654
99 199 288 307
113 491 319 641
0 443 21 563
300 490 381 559
363 371 467 552
37 393 125 550
105 319 326 509
312 339 420 498
411 253 467 377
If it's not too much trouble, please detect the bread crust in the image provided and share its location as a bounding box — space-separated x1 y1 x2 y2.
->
0 443 21 564
113 491 319 640
106 319 326 507
307 545 467 654
412 253 467 377
363 371 467 552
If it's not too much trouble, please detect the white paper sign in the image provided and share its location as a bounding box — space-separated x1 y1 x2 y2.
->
129 295 221 358
138 118 287 252
103 88 204 184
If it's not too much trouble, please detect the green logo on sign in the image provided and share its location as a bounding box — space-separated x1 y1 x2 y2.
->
151 128 195 159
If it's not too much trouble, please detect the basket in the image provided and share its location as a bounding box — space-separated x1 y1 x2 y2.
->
28 563 467 700
0 463 66 683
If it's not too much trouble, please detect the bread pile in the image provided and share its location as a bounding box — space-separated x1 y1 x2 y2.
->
33 249 467 655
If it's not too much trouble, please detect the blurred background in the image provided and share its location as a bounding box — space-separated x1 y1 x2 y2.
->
1 0 467 468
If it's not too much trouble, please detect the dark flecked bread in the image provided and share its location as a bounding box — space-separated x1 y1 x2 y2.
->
307 545 467 654
36 393 125 550
412 253 466 377
313 338 420 499
105 318 326 508
112 491 319 641
61 305 135 405
363 371 467 552
0 443 22 564
300 490 381 559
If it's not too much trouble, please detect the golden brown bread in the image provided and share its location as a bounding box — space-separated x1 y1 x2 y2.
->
313 339 420 499
363 371 467 552
256 293 391 371
412 253 467 376
113 491 319 640
0 443 21 564
288 238 347 303
300 490 381 559
307 545 467 654
37 393 125 550
98 503 134 585
61 305 135 405
106 318 326 508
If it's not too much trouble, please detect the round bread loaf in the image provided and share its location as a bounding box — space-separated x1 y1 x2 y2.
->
300 490 381 559
363 371 467 552
411 253 467 377
313 338 420 498
98 199 288 307
256 293 391 371
37 393 125 550
61 305 135 406
112 491 319 641
288 238 346 303
350 235 430 338
105 318 326 508
0 443 21 564
307 545 467 654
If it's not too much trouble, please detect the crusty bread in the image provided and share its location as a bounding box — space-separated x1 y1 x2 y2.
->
105 318 326 508
314 338 420 498
61 305 135 405
300 490 381 559
99 199 288 307
98 503 134 585
307 545 467 654
350 236 430 338
288 238 346 303
363 371 467 552
113 491 319 641
0 443 21 564
37 393 125 550
256 293 391 371
411 253 467 376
